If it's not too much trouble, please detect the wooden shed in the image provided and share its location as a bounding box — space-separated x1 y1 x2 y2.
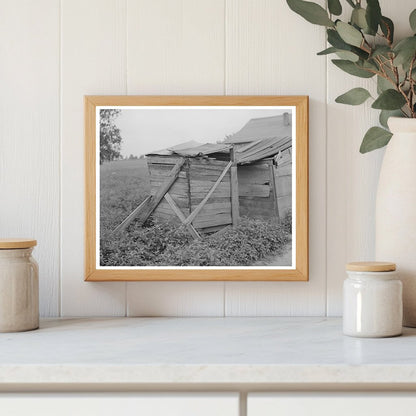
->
146 142 233 235
114 114 292 238
224 113 293 219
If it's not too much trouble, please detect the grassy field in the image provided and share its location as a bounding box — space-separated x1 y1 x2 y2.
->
99 159 291 267
100 159 150 233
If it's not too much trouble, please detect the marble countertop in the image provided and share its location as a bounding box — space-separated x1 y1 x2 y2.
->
1 317 416 388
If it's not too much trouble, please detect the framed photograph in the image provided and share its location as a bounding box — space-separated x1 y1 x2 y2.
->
85 96 308 281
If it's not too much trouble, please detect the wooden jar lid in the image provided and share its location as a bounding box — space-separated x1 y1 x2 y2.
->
0 239 37 249
346 261 396 272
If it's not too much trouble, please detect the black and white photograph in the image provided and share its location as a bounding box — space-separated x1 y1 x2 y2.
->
98 106 294 269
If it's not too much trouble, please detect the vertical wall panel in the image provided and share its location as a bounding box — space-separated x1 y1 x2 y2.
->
61 0 127 316
224 0 327 316
0 1 60 317
126 0 226 95
326 0 416 316
125 0 226 316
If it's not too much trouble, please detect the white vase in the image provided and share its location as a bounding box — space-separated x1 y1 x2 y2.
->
375 117 416 327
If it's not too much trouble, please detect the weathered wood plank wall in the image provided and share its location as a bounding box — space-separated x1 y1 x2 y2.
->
148 156 233 229
238 161 276 218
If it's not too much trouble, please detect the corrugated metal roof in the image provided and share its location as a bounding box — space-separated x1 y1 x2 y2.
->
146 113 292 164
173 142 231 157
225 113 292 144
146 137 292 163
146 140 202 156
235 136 292 164
146 141 231 157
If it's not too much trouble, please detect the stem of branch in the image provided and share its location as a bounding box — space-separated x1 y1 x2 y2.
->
408 56 416 117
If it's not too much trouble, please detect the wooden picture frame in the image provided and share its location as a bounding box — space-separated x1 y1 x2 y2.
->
85 96 308 281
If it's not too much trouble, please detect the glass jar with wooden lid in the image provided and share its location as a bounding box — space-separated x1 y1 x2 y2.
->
343 261 402 338
0 239 39 332
343 262 403 338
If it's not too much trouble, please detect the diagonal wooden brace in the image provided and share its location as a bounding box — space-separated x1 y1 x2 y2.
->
112 195 152 233
164 193 201 240
112 158 185 232
134 158 186 226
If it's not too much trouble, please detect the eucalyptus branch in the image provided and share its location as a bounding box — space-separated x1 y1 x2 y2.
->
377 24 393 48
375 58 400 89
395 67 413 117
411 75 416 107
362 37 373 53
358 65 383 78
391 59 400 86
374 56 385 73
287 0 416 152
377 54 393 67
409 56 416 117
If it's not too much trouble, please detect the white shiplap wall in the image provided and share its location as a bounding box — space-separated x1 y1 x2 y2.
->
0 0 61 316
1 0 412 317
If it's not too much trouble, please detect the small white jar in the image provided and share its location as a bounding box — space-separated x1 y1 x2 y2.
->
0 239 39 332
343 262 402 338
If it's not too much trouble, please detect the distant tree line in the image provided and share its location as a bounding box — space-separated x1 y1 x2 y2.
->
100 109 122 164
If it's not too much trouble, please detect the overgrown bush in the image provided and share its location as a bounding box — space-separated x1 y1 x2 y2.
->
281 209 292 234
100 220 193 266
100 216 290 267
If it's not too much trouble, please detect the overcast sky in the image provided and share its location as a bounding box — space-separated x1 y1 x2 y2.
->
110 107 292 157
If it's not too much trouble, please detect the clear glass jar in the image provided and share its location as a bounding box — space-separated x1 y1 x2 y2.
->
343 262 402 338
0 240 39 332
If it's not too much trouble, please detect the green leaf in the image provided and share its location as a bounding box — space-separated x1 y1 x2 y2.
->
366 0 382 35
377 75 392 94
328 0 342 16
362 59 379 72
327 29 369 59
332 59 375 78
394 36 416 71
379 110 402 129
351 7 369 32
317 46 358 61
335 50 359 62
371 46 392 58
336 21 363 47
376 67 404 95
317 47 338 55
380 16 394 44
360 127 392 153
335 87 371 105
327 29 348 49
287 0 334 27
372 89 406 110
410 9 416 32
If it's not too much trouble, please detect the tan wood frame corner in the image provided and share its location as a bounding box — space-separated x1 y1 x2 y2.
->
85 95 309 282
